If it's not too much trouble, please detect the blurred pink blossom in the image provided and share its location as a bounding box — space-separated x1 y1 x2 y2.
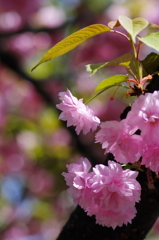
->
141 0 159 25
1 0 41 29
0 94 7 128
19 82 44 120
96 97 127 122
32 6 66 28
0 11 22 32
75 71 98 93
41 219 63 240
28 169 54 197
17 131 40 151
0 67 43 119
6 32 51 57
0 140 28 174
3 224 29 240
46 128 71 147
106 4 130 20
72 33 131 65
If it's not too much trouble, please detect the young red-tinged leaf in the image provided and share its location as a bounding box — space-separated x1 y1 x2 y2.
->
86 53 133 76
138 32 159 52
108 20 121 29
31 24 110 71
94 75 128 92
118 15 149 43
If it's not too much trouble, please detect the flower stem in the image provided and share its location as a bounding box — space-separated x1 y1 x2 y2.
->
110 30 130 41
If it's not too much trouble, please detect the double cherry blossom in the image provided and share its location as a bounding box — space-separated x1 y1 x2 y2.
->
63 158 141 229
56 89 100 134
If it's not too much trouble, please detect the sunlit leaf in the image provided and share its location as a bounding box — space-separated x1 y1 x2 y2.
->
86 62 104 76
94 74 128 92
138 32 159 52
86 53 133 76
142 52 159 76
31 24 110 71
118 15 149 43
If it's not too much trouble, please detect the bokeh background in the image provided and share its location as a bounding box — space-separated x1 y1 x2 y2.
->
0 0 159 239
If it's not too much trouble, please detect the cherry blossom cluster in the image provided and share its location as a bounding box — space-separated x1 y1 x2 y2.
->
96 91 159 174
62 158 141 229
57 89 159 228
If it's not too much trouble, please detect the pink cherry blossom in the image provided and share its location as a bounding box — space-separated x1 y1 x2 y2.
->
56 89 100 135
62 157 92 205
95 206 137 229
88 161 141 228
142 144 159 174
126 91 159 144
63 159 141 229
90 161 141 210
95 119 142 164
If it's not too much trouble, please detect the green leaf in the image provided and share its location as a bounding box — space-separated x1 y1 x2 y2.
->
94 74 128 92
118 15 149 43
31 24 110 71
138 32 159 52
85 83 128 104
129 56 140 79
142 52 159 75
86 53 133 76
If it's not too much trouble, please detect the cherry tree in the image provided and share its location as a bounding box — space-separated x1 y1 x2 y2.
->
31 15 159 240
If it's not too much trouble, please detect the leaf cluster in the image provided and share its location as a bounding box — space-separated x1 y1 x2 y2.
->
31 15 159 100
